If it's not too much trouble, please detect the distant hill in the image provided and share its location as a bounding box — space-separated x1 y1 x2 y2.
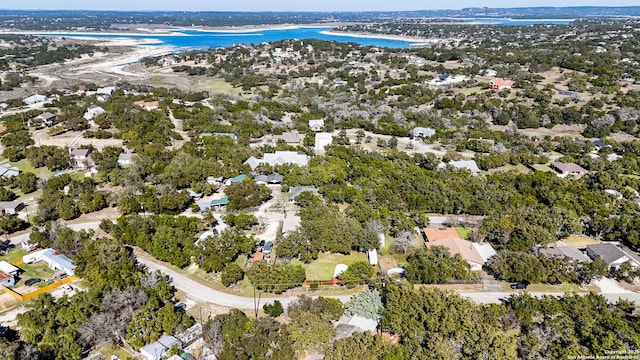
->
1 7 639 30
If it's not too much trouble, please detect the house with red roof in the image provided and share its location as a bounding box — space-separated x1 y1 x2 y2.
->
489 78 515 91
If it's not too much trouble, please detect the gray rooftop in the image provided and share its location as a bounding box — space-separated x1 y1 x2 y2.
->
539 246 591 263
586 243 627 264
289 186 318 201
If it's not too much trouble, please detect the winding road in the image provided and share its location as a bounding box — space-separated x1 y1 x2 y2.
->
9 221 640 309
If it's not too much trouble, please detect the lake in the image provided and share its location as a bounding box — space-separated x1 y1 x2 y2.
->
39 19 573 50
42 27 417 49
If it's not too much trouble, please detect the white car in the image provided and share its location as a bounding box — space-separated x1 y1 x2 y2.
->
61 285 73 293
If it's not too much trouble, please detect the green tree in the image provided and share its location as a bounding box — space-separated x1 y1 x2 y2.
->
405 246 472 284
221 263 244 287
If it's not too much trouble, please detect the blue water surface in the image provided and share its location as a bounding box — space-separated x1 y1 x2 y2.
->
42 27 416 50
39 19 572 50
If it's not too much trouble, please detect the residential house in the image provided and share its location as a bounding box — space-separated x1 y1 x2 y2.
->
206 176 223 186
23 94 48 105
83 105 106 120
315 132 333 154
289 186 318 203
539 247 591 263
586 243 636 269
35 112 57 127
0 261 20 277
309 119 325 132
411 127 436 139
244 151 309 170
96 86 115 96
471 243 497 263
273 131 302 145
0 165 20 179
253 173 284 185
134 100 160 111
23 248 76 275
0 272 14 287
550 162 588 178
439 160 481 174
423 228 494 271
483 69 498 77
423 227 460 243
117 153 136 167
593 140 610 149
252 252 265 263
489 78 515 90
0 201 24 215
70 148 92 168
225 174 248 185
198 197 230 212
140 335 182 360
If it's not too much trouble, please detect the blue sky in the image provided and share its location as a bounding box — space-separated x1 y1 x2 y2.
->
1 1 637 12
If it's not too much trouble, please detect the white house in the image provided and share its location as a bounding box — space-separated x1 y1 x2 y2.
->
309 119 325 132
83 105 106 120
314 132 333 154
0 272 14 287
140 335 182 360
23 94 48 105
23 248 76 275
411 127 436 139
0 201 25 215
0 164 20 179
0 261 20 277
439 160 481 174
70 148 92 168
244 151 308 170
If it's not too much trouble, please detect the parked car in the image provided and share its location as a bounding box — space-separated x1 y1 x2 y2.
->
263 241 274 254
25 278 41 286
510 282 528 290
175 302 187 311
61 285 73 293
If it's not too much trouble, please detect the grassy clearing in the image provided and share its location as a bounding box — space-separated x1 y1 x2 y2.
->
18 263 54 282
12 159 53 178
415 284 484 292
563 235 601 248
91 345 132 360
302 252 368 280
1 249 27 265
486 164 532 175
530 164 554 173
524 283 587 293
455 227 471 240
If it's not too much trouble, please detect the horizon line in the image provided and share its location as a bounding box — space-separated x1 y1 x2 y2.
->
1 5 640 13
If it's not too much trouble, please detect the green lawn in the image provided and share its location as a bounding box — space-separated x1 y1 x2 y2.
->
563 235 601 248
12 159 53 178
1 249 27 264
524 283 587 293
300 252 368 280
455 228 471 240
18 262 54 282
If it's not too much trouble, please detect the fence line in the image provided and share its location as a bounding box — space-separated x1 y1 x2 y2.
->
2 275 77 301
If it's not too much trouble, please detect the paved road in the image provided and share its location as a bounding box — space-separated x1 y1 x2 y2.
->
459 291 640 304
8 221 103 246
137 256 354 310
